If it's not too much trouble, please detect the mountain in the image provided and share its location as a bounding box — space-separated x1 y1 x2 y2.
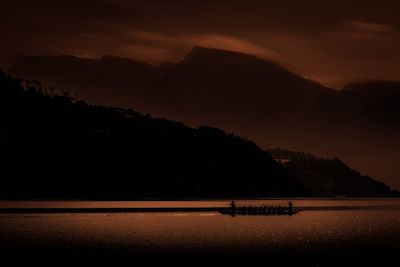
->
9 47 334 145
136 47 334 142
1 69 396 198
294 81 400 190
8 55 160 108
267 149 398 197
307 81 400 131
0 69 309 199
7 48 400 190
288 81 400 154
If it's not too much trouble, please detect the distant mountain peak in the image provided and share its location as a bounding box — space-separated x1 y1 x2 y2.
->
186 46 258 58
183 46 271 65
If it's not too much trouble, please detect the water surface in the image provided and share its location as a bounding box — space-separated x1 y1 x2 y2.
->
1 199 399 266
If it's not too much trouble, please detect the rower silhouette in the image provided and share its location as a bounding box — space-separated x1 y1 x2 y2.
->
288 201 293 215
231 201 236 213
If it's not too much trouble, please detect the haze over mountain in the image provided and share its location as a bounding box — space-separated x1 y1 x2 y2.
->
136 47 334 139
303 81 400 152
295 81 400 189
311 81 400 133
8 47 400 190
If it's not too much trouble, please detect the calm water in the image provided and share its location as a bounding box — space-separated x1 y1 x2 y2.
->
1 199 400 266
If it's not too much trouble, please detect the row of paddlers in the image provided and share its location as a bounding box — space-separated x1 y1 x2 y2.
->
220 204 299 216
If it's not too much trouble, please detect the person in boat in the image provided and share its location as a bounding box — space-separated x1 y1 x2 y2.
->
230 201 237 213
288 201 293 214
267 206 272 214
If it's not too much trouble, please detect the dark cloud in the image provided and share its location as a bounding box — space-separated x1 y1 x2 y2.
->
1 0 400 87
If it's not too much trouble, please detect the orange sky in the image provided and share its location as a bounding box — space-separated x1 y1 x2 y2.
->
1 0 400 88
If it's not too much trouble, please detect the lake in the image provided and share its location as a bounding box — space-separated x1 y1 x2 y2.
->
1 199 400 266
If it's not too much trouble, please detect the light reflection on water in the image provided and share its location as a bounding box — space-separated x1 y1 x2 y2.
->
1 198 400 209
1 199 400 265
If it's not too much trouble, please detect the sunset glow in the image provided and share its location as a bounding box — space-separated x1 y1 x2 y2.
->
1 2 400 266
1 1 400 88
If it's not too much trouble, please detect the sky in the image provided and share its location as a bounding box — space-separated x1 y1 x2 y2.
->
1 0 400 88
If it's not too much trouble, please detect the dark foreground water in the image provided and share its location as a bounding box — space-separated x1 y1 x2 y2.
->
1 199 400 266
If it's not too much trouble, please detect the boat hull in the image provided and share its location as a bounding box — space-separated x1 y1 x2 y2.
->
219 208 300 216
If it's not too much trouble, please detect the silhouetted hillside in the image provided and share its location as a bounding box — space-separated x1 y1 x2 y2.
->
0 69 309 199
267 149 398 197
9 47 334 146
8 48 400 191
9 55 159 108
293 81 400 190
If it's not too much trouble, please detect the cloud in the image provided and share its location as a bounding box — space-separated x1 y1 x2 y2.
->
340 20 396 34
125 30 278 58
182 34 278 58
2 1 400 87
335 20 399 40
74 26 278 64
68 22 400 89
85 27 280 63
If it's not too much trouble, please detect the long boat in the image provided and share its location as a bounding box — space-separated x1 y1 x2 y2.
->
219 209 300 216
219 204 300 216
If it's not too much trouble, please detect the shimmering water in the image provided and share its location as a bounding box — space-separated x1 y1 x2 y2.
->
1 199 400 266
1 198 400 209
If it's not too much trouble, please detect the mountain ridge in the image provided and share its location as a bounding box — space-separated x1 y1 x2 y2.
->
136 46 334 137
1 69 397 198
267 148 399 197
7 47 400 190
